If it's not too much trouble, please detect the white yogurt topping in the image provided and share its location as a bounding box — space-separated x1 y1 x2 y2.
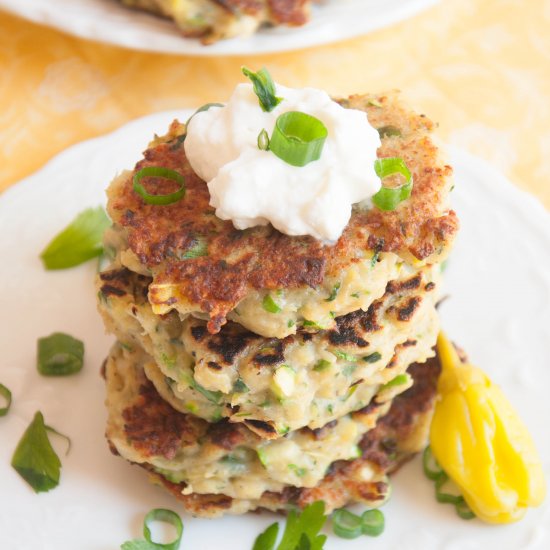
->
184 82 381 242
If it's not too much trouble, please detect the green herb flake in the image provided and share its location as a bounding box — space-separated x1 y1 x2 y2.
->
380 373 409 391
377 125 402 139
288 464 308 477
254 501 327 550
192 380 223 404
333 350 357 362
121 508 184 550
370 249 380 267
325 282 341 302
11 411 64 493
0 383 12 416
37 332 84 376
363 352 382 363
368 99 382 108
287 319 295 328
233 378 250 393
350 292 360 298
242 66 283 113
263 294 282 314
40 206 110 270
313 359 331 372
180 236 208 259
302 320 324 330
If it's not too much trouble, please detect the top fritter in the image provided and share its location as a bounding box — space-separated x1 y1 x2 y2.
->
105 90 458 338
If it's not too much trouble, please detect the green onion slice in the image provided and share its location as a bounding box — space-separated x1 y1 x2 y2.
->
269 111 328 167
377 125 402 138
185 102 223 127
435 472 464 505
332 509 363 539
0 383 12 416
363 352 382 363
121 508 184 550
133 167 186 206
455 498 476 520
325 282 341 302
380 373 409 391
372 157 413 211
37 332 84 376
360 509 385 536
258 129 270 151
11 411 63 493
422 445 444 481
40 206 111 270
242 66 282 112
262 294 282 314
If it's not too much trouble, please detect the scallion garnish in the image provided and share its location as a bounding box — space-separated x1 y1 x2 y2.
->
379 373 409 391
372 157 413 211
11 411 67 493
332 509 363 539
242 66 282 112
185 102 224 127
180 236 208 259
0 383 12 416
133 166 186 206
313 359 332 372
325 282 341 302
377 125 402 138
37 332 84 376
360 509 384 536
262 294 282 314
121 508 184 550
269 111 328 167
332 507 385 540
422 446 475 520
363 351 382 363
40 206 110 270
334 350 357 362
258 129 270 151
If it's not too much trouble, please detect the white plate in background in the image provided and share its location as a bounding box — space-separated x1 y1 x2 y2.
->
0 110 548 549
0 0 439 55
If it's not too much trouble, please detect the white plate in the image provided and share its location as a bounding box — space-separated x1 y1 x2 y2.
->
0 0 439 55
0 111 549 550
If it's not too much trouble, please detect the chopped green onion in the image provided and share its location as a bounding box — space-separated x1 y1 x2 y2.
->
370 249 380 267
133 167 186 206
288 464 307 477
40 206 110 270
363 352 382 363
334 350 357 362
287 319 295 328
269 111 328 167
372 157 413 211
423 446 476 520
422 446 444 481
258 129 270 151
192 380 222 404
11 411 63 493
313 359 332 372
37 332 84 376
380 373 409 391
242 66 282 112
121 508 183 550
302 320 324 330
332 509 363 539
377 125 402 138
233 378 249 393
455 499 476 520
325 282 341 302
0 383 12 416
180 236 208 259
368 99 382 107
360 509 385 536
262 294 282 313
185 102 223 127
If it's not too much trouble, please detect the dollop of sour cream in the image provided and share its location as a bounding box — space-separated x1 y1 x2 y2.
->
184 82 381 242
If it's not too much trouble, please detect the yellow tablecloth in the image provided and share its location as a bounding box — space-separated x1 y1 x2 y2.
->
1 0 549 210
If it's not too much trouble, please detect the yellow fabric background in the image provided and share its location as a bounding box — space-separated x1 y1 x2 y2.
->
1 0 549 210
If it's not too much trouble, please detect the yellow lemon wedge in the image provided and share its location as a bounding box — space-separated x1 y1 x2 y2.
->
430 332 546 524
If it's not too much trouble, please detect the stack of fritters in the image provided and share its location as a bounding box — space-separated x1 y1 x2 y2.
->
97 91 458 517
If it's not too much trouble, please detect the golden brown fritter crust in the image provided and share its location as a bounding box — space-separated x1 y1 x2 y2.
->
107 92 457 333
109 353 440 516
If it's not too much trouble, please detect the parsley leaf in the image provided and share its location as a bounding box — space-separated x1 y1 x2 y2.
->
253 501 327 550
11 411 65 493
40 206 111 269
